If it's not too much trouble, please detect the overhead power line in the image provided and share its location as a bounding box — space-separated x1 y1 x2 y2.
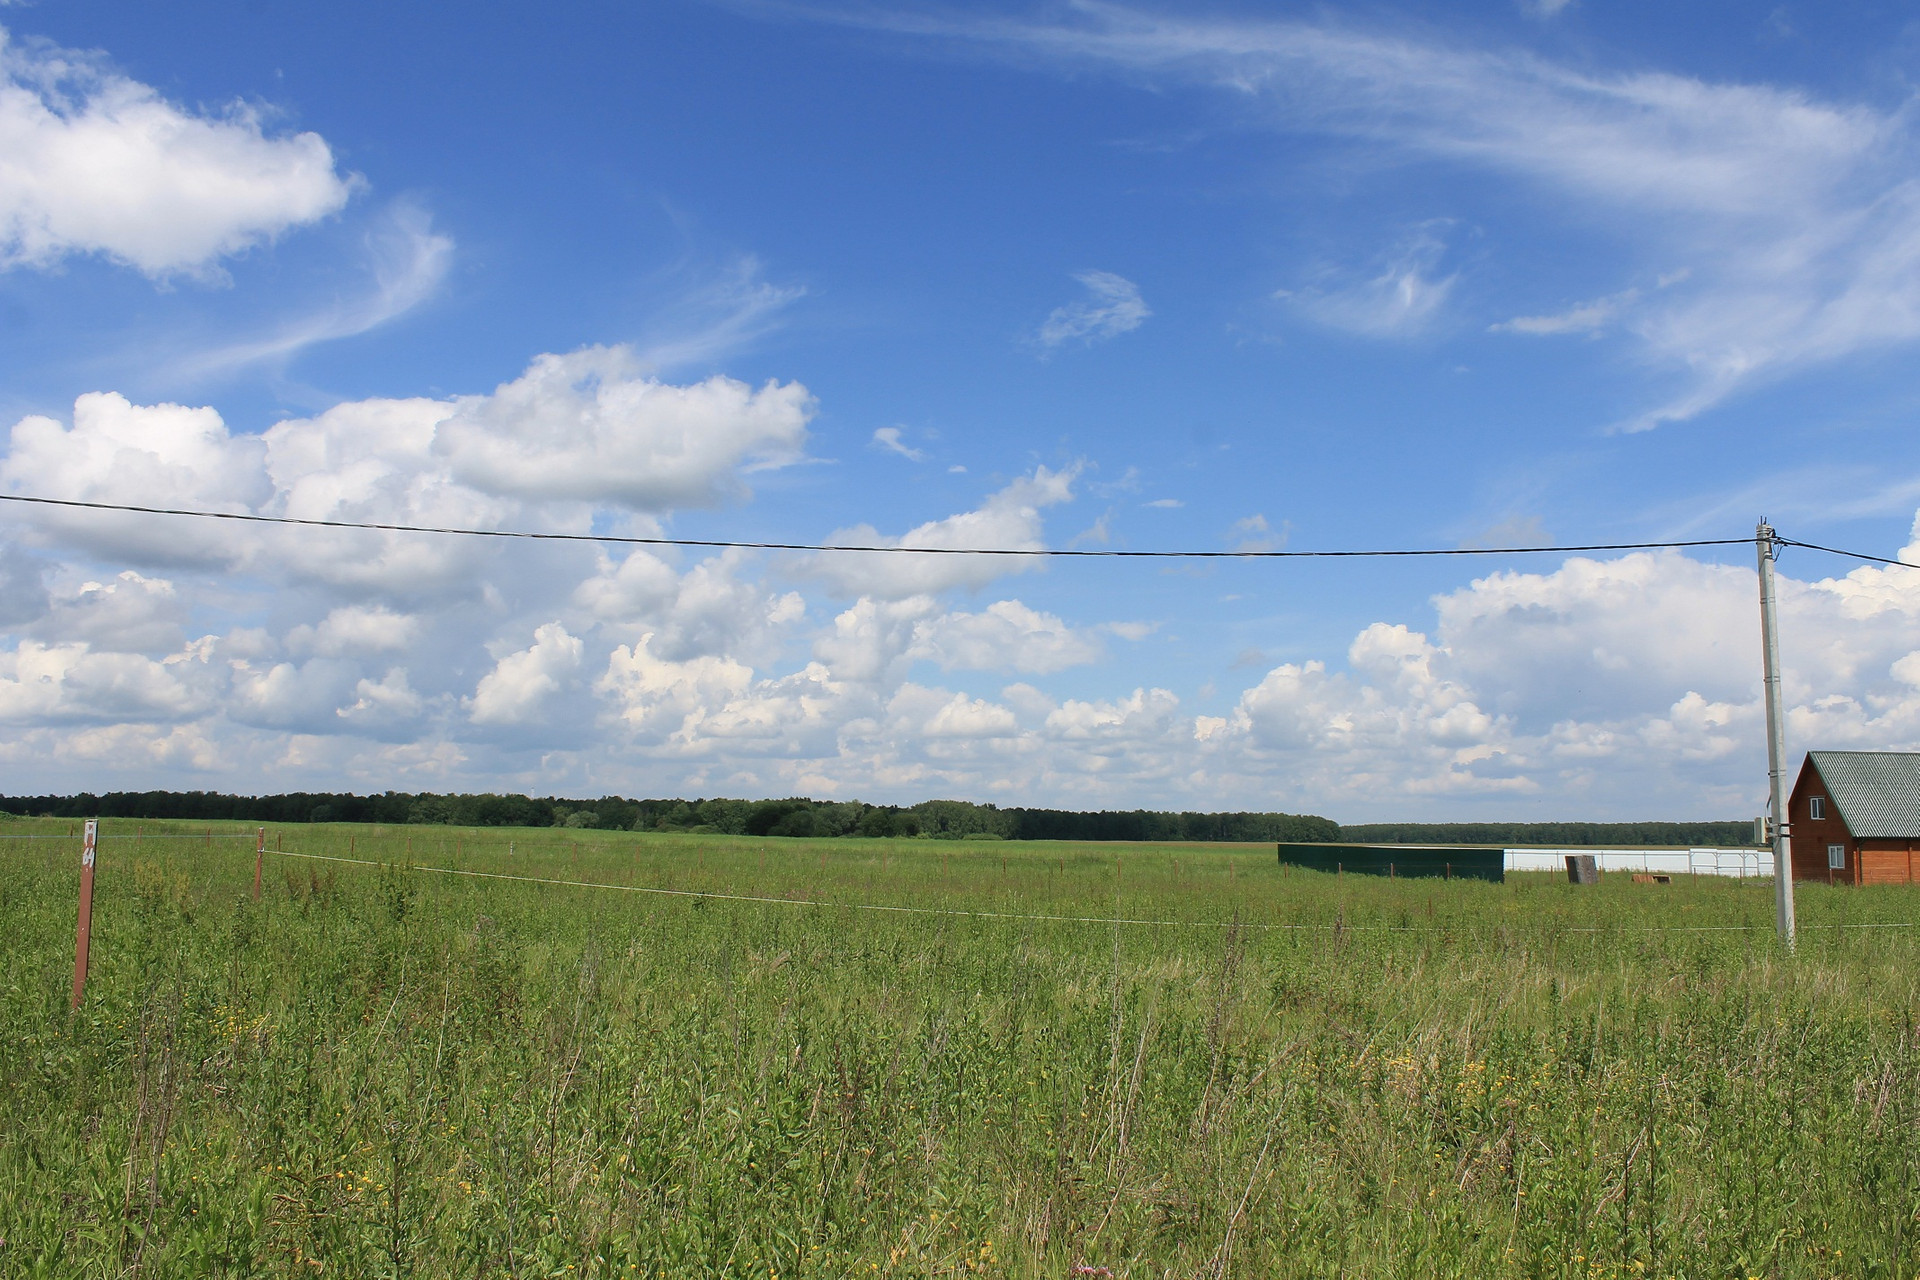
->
1776 537 1920 571
0 492 1756 560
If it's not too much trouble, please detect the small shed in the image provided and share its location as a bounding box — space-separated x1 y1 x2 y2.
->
1276 842 1504 884
1788 751 1920 885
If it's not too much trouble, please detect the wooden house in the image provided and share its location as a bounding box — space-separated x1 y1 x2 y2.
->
1788 751 1920 885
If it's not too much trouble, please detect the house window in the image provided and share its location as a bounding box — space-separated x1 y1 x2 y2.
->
1828 843 1846 870
1809 796 1825 820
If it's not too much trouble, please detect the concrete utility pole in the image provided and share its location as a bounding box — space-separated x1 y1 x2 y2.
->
1757 521 1796 946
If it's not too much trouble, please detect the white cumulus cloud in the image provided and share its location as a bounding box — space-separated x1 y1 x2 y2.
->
597 634 755 740
288 606 419 658
1 391 272 567
433 346 814 509
469 622 583 726
911 599 1104 674
7 335 1920 814
1207 521 1920 811
32 571 185 653
0 26 355 276
0 639 207 723
916 688 1020 738
2 347 818 591
337 668 426 729
804 465 1078 599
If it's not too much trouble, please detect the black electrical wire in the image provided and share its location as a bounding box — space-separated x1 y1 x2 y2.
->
1776 537 1920 570
0 493 1756 559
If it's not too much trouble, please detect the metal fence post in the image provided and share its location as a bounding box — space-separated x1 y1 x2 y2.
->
70 819 98 1011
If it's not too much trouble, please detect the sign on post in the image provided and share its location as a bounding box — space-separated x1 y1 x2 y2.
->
71 818 97 1011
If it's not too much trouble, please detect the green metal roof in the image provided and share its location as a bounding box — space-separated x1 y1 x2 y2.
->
1808 751 1920 839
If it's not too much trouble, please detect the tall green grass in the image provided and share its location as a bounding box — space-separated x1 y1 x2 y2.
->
3 819 1917 1277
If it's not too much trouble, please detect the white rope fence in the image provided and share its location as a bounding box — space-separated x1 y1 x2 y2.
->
274 848 1917 935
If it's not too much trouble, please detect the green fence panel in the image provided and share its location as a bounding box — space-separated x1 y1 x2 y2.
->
1276 842 1505 884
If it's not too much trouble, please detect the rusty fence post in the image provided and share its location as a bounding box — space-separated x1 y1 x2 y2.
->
253 827 265 900
71 819 98 1011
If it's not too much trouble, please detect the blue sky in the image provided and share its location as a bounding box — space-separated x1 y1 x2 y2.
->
2 0 1919 819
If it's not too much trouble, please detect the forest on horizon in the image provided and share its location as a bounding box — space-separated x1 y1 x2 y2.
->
0 791 1758 847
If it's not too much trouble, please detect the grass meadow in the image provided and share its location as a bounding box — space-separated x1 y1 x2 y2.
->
3 818 1919 1278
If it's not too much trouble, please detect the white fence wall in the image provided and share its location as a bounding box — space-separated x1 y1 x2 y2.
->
1505 848 1773 878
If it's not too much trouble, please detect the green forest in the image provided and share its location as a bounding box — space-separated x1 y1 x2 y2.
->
1340 819 1760 847
0 791 1757 845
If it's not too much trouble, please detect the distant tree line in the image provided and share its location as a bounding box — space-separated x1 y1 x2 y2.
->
0 789 1342 842
1339 821 1760 848
0 792 1758 845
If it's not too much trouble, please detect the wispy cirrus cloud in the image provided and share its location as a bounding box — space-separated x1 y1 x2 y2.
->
1491 290 1634 337
1280 227 1456 338
801 2 1920 430
636 254 807 373
1491 272 1687 339
1035 269 1150 350
870 426 926 461
179 200 453 377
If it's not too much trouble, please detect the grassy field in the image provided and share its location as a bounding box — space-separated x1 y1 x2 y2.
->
3 819 1919 1278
